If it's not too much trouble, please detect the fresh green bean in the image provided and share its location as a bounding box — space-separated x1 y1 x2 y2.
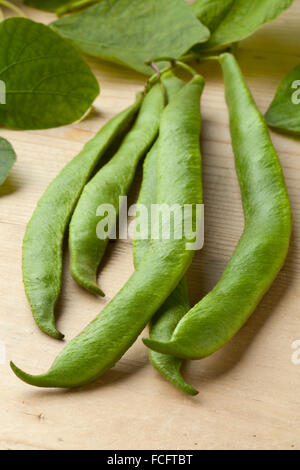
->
144 53 292 360
11 75 205 387
22 95 142 339
69 83 165 297
133 74 198 396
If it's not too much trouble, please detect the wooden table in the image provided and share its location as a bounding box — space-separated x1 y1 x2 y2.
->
0 2 299 450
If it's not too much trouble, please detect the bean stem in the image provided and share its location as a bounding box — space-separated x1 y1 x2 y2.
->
56 0 100 16
148 62 168 104
146 65 173 91
175 61 198 77
149 59 199 79
145 51 221 93
0 0 26 17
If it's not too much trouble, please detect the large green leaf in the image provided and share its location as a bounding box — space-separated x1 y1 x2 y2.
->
192 0 294 50
265 64 300 135
52 0 210 75
0 18 99 130
0 137 17 186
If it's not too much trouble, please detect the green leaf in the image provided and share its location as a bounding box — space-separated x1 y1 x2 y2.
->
52 0 210 75
192 0 234 33
265 64 300 135
0 136 17 186
0 18 99 130
24 0 72 11
192 0 294 50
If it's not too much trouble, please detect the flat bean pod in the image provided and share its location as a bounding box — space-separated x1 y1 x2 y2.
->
69 83 165 297
11 75 205 387
144 53 292 360
133 74 198 395
22 95 142 339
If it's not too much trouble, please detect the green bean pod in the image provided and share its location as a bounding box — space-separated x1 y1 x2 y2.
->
11 75 205 388
22 95 142 339
144 53 292 360
133 74 198 395
69 83 165 297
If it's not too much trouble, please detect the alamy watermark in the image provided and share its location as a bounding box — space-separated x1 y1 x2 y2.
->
291 80 300 104
96 197 204 250
291 340 300 365
0 80 6 105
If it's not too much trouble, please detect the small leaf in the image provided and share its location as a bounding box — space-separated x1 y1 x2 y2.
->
0 137 17 186
0 18 100 130
192 0 294 50
52 0 210 75
265 64 300 135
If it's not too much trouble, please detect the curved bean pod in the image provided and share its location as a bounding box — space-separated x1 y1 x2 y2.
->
144 52 292 360
11 75 204 387
133 74 198 395
23 95 142 339
69 83 165 297
148 277 197 395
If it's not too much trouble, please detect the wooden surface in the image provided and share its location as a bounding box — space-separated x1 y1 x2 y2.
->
0 1 299 451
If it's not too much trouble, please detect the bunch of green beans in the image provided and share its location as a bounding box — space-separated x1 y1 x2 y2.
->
22 94 142 339
11 53 292 395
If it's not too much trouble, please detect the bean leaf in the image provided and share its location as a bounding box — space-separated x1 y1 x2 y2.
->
52 0 210 75
0 137 17 186
265 65 300 135
0 18 99 130
192 0 234 33
192 0 294 50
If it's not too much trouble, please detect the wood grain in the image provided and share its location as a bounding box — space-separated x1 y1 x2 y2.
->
0 1 299 450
